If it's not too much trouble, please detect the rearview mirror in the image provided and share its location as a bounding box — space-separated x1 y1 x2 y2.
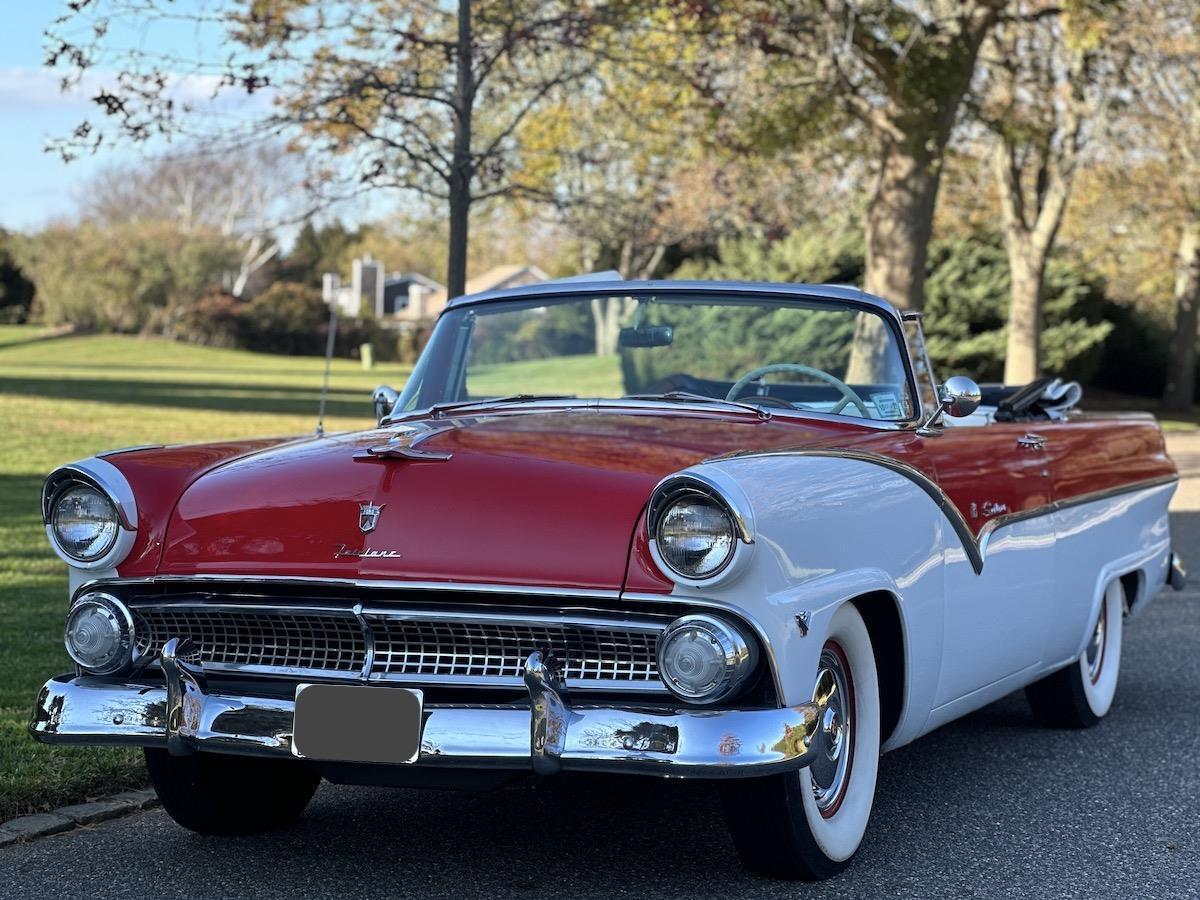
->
373 385 400 425
618 325 673 348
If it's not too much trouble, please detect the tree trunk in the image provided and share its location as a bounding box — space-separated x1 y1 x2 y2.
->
1003 247 1046 384
1164 220 1200 411
846 141 941 385
863 140 942 312
446 0 473 299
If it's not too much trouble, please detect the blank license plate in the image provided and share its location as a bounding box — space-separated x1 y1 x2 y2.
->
292 683 424 764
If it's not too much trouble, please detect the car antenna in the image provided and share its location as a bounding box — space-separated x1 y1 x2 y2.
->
316 302 339 437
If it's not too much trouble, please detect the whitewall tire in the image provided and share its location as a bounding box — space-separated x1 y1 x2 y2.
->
720 602 880 880
1026 579 1124 728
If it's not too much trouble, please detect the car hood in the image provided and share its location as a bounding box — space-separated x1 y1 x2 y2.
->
156 408 868 590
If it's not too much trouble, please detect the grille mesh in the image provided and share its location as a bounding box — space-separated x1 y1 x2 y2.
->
367 617 660 683
131 606 662 686
133 609 366 674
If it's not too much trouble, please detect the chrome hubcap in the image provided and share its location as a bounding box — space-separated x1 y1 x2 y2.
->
1086 602 1107 684
809 643 853 816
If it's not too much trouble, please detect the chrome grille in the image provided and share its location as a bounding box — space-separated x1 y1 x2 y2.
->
130 605 665 690
133 609 366 675
367 617 660 684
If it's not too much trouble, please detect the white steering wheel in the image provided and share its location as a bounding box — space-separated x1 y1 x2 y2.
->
726 363 872 418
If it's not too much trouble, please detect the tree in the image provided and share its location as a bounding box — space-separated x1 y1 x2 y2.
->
81 143 307 297
1106 1 1200 409
0 230 36 324
700 0 1005 312
979 3 1109 383
47 1 633 299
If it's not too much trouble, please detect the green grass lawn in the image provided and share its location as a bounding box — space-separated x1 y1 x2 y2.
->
0 329 413 819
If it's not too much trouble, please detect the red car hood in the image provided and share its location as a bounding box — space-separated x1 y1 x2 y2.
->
157 409 868 590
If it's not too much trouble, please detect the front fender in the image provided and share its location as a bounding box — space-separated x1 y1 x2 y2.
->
648 453 963 751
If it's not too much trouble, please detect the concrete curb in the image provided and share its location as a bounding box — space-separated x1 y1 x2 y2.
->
0 789 158 848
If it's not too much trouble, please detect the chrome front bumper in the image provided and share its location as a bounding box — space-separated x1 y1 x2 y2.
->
31 643 823 779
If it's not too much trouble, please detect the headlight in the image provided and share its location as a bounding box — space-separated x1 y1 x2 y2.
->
50 483 121 562
656 494 737 578
64 592 134 675
657 614 757 703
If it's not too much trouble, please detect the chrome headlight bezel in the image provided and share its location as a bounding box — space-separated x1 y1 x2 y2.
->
646 473 753 584
42 461 138 570
656 613 758 704
63 591 136 675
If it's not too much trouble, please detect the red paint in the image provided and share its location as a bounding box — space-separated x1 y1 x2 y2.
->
153 410 859 591
104 407 1176 593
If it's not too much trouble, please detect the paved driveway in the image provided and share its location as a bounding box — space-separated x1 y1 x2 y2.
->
4 439 1199 899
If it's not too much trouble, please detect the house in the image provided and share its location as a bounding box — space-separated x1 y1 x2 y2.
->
324 259 549 325
410 264 551 322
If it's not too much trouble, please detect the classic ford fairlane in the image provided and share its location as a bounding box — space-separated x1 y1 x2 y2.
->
31 280 1183 879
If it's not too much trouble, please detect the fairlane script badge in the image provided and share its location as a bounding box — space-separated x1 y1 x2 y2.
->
334 544 401 559
359 503 385 533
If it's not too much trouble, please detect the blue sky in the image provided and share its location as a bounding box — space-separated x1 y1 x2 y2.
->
0 3 296 233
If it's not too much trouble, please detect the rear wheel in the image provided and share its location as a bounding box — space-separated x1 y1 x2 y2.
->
1025 579 1124 729
145 749 320 835
720 603 880 880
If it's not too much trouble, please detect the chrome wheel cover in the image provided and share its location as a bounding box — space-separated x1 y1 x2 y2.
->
1086 601 1108 684
809 642 854 817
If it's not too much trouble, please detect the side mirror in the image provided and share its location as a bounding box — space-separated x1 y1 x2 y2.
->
918 375 981 433
939 375 982 418
373 385 400 425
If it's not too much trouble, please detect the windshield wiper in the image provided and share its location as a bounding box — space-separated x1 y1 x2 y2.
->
624 391 772 420
387 394 578 423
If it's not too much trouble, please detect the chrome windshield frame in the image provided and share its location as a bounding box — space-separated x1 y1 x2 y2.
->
401 282 924 428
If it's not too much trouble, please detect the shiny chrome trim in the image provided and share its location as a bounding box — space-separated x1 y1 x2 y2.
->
97 444 165 458
31 666 824 778
622 591 785 702
125 600 672 693
75 575 623 601
708 447 1179 576
43 458 138 529
1169 551 1187 591
64 592 137 676
656 614 758 704
524 651 569 775
647 471 754 545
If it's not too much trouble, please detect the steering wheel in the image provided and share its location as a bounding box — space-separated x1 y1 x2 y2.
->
726 363 872 418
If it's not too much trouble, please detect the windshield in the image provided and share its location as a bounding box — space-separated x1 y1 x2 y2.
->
395 292 916 422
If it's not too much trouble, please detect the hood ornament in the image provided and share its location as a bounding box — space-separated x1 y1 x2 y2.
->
359 503 384 534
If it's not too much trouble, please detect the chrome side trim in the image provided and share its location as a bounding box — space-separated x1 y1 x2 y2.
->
706 446 1179 576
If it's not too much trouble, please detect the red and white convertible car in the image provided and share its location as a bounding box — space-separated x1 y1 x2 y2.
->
32 281 1183 879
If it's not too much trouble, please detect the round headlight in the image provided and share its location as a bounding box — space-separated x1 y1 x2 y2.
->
51 484 120 562
64 593 134 675
656 614 757 704
656 495 736 579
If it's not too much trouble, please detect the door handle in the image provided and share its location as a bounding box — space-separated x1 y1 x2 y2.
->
1016 433 1046 451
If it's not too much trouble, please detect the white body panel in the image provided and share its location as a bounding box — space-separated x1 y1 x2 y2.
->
650 455 1174 754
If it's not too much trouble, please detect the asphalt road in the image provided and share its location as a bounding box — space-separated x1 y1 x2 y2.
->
4 525 1199 898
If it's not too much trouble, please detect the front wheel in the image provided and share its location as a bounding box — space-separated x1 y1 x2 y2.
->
1025 579 1125 729
720 602 880 880
145 748 321 835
